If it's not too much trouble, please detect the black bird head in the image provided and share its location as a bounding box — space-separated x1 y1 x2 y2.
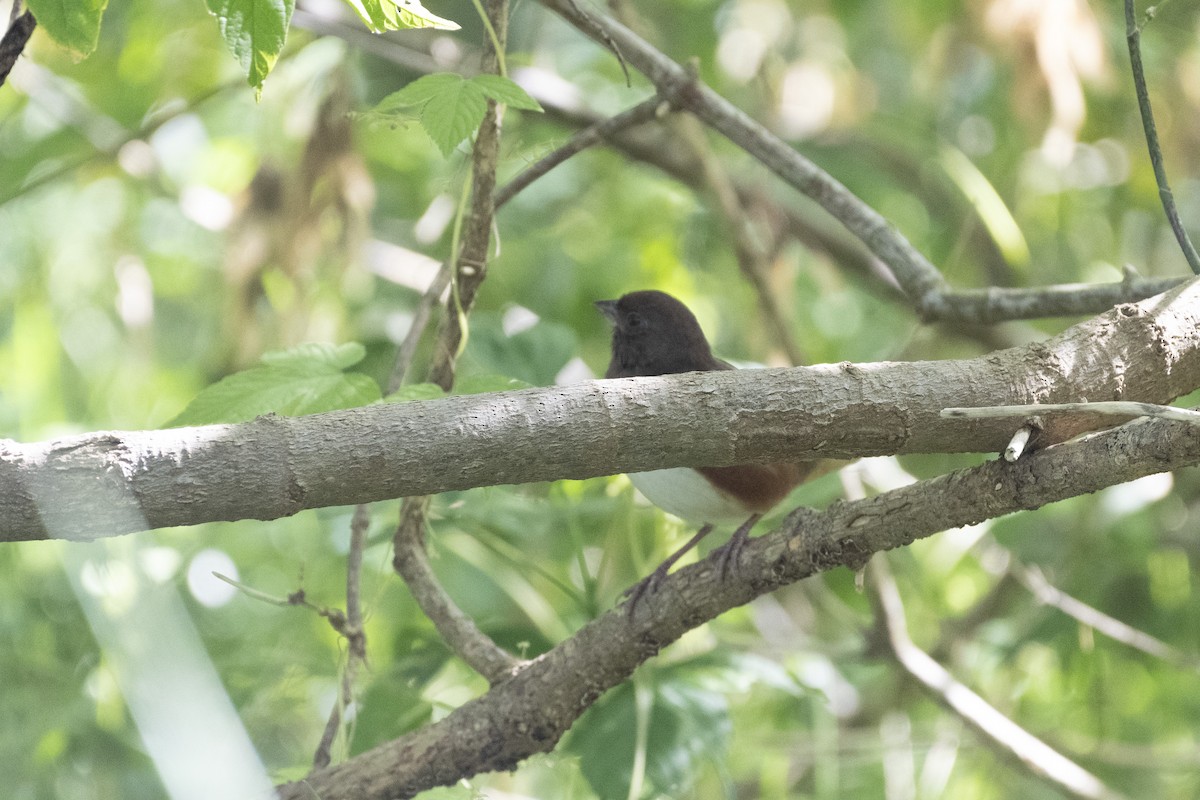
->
596 290 728 378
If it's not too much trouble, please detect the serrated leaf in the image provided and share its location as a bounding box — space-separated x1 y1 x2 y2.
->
380 0 459 30
171 347 381 426
261 342 366 370
374 73 463 114
25 0 109 56
419 79 487 157
383 383 446 403
471 75 543 112
205 0 295 91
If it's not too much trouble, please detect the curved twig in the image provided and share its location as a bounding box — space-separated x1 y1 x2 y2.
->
1124 0 1200 275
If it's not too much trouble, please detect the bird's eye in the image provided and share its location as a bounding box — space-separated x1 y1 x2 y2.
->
625 313 644 329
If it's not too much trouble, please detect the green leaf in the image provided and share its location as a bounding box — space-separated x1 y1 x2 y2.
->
341 0 388 32
567 676 732 800
341 0 459 32
374 73 463 113
369 73 490 156
261 341 366 370
471 75 544 112
419 77 487 157
205 0 295 91
25 0 109 56
381 0 460 30
171 344 380 425
462 315 578 387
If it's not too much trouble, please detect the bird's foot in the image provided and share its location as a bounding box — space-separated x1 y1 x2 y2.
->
713 513 761 581
622 523 715 619
621 562 670 619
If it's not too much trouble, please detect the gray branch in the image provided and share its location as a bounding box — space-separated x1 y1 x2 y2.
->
277 414 1200 799
3 278 1200 542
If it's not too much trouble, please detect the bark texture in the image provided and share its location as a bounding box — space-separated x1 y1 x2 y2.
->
2 279 1199 541
278 415 1200 800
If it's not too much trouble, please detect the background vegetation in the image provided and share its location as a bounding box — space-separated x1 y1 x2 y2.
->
3 0 1200 798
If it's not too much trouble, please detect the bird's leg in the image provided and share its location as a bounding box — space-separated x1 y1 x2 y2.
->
622 524 715 618
715 513 761 581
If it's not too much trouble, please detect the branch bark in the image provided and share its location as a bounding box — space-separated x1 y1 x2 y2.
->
4 278 1199 541
277 413 1200 799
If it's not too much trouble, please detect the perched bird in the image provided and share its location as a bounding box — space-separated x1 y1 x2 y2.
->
596 290 820 613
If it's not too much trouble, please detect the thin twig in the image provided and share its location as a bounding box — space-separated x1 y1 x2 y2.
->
0 3 34 88
869 557 1127 800
386 262 452 394
313 504 371 770
1012 562 1200 672
564 0 630 87
540 0 1195 321
493 94 665 210
392 497 522 683
677 113 807 365
1124 0 1200 275
942 400 1200 426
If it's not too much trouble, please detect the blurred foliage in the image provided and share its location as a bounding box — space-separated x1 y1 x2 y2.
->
3 0 1200 798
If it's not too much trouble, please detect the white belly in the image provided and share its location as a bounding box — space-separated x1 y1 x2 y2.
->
629 468 750 524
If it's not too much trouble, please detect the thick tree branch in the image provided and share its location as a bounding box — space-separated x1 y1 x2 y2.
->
278 414 1200 799
4 279 1200 542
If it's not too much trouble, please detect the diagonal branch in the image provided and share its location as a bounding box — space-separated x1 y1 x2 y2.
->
538 0 946 310
277 414 1200 800
869 557 1127 800
1012 561 1200 672
536 0 1191 322
493 93 666 210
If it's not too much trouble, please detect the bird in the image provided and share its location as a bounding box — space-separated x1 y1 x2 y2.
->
596 289 822 614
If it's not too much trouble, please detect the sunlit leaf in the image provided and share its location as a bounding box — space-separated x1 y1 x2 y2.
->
25 0 109 56
205 0 295 91
380 0 459 30
341 0 458 32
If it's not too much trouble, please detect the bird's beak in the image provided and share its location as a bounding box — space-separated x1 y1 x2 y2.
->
594 299 618 323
